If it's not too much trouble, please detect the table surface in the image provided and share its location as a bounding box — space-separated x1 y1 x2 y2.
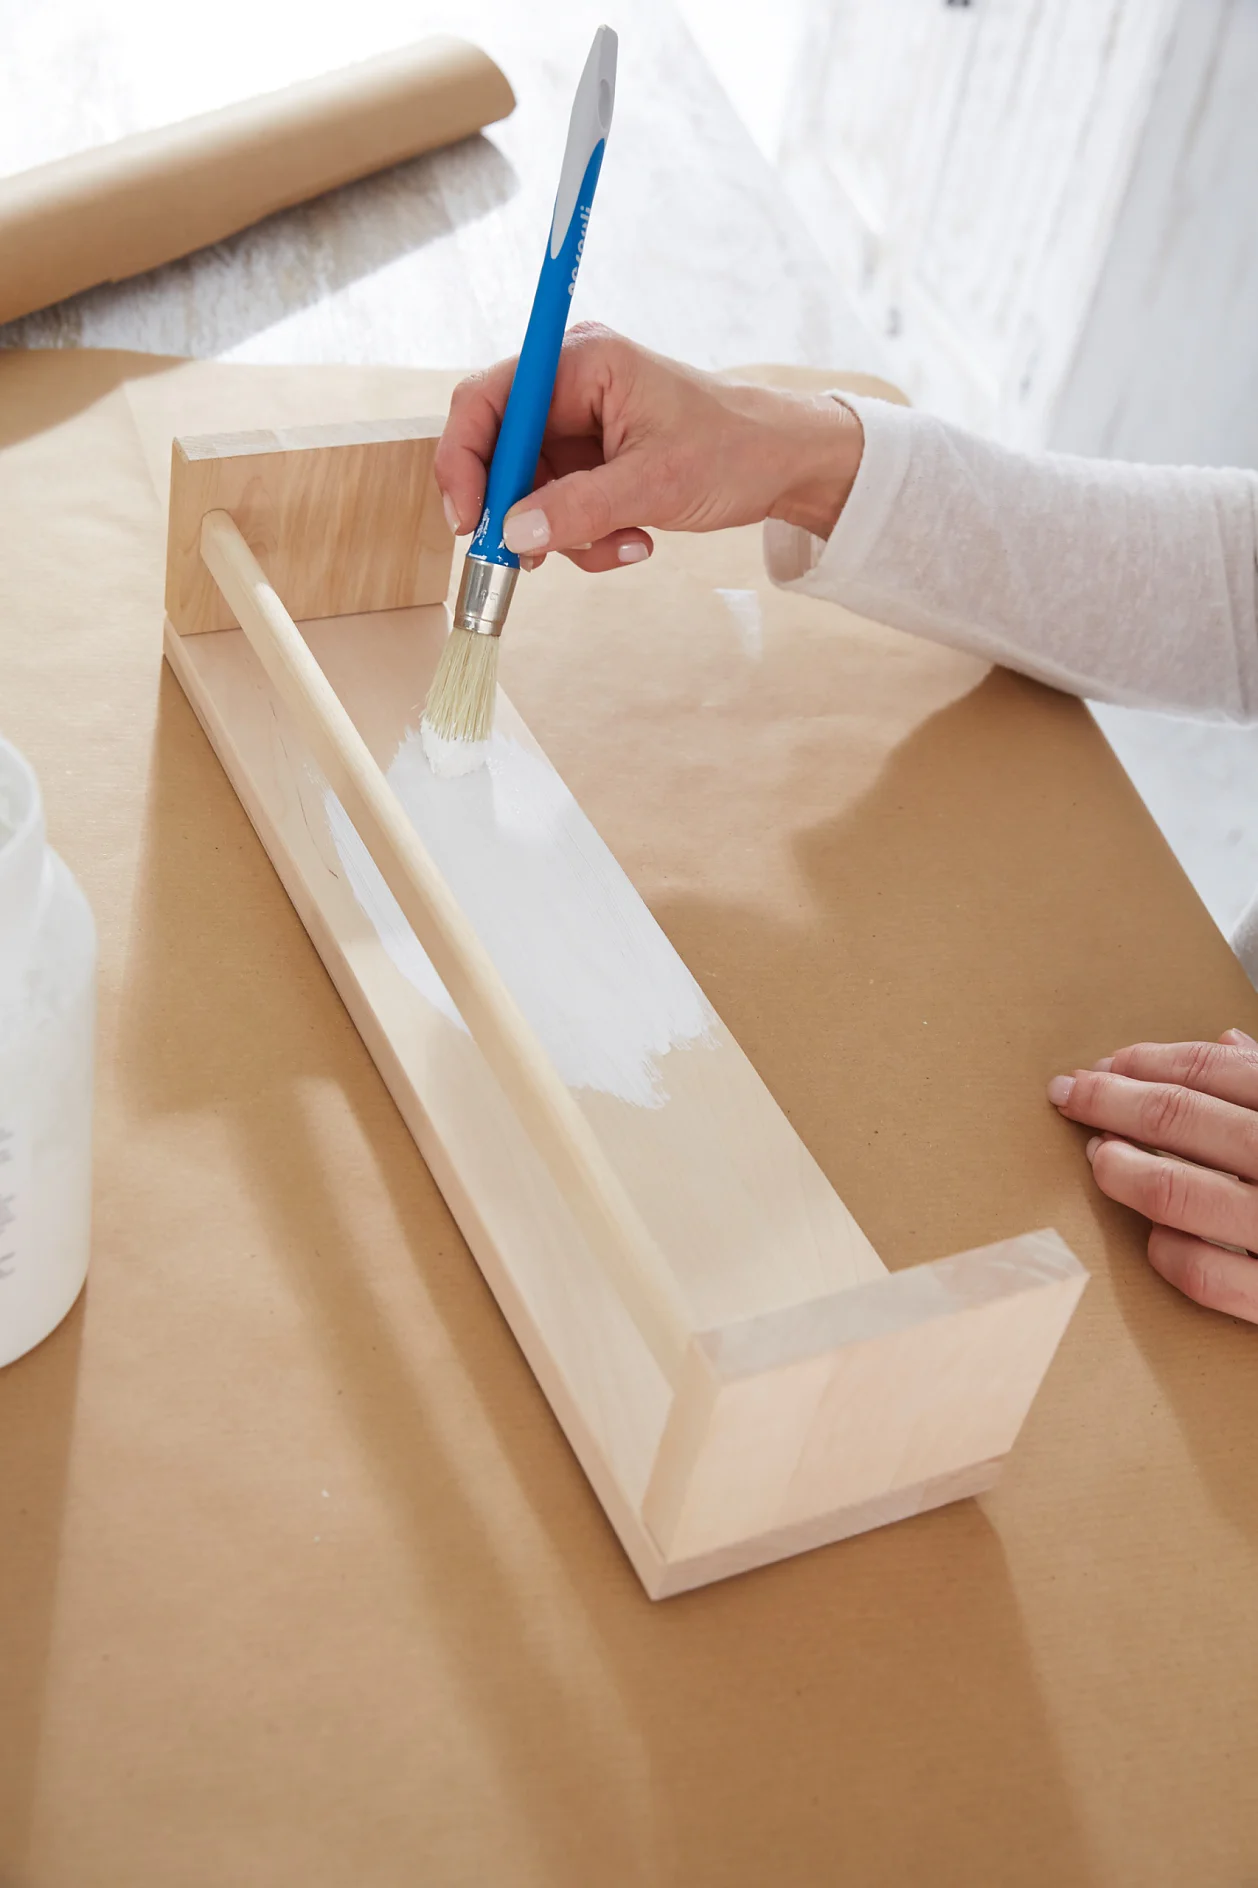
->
2 335 1258 1888
0 0 885 377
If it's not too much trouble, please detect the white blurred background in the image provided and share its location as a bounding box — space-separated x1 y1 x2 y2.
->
685 0 1258 949
4 0 1258 945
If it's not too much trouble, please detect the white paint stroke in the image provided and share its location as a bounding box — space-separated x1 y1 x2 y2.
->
326 730 715 1107
715 587 763 660
324 788 464 1032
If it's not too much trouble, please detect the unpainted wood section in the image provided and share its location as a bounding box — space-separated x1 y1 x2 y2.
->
581 1051 887 1331
165 418 452 635
644 1456 1003 1600
643 1230 1086 1563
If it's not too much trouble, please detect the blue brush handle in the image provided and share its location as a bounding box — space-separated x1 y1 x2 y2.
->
470 27 617 569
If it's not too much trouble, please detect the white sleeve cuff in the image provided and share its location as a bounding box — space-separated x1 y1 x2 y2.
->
763 390 916 600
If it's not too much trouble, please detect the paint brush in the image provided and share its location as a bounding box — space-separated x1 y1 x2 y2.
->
420 26 617 778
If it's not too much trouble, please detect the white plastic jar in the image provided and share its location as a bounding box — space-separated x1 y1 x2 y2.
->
0 737 96 1368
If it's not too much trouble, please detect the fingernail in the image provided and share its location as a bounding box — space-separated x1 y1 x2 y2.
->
618 543 650 564
442 492 460 535
1226 1027 1258 1048
503 508 550 552
1085 1136 1101 1162
1092 1055 1114 1072
1047 1075 1075 1107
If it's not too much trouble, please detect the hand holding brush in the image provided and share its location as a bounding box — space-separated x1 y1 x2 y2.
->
421 26 619 776
435 326 865 576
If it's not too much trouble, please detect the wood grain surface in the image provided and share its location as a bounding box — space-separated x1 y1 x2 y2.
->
166 418 450 633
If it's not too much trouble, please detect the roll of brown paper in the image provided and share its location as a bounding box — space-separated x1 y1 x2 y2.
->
0 38 515 326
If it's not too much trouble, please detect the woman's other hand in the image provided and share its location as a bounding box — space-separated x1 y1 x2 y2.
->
1048 1028 1258 1320
433 322 864 574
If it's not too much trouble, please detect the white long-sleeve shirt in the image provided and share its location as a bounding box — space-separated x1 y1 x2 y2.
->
764 390 1258 974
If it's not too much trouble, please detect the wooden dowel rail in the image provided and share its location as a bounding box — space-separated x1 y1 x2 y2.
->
199 507 692 1383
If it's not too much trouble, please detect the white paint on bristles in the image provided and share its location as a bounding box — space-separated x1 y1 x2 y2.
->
419 721 489 778
714 587 763 659
326 730 714 1107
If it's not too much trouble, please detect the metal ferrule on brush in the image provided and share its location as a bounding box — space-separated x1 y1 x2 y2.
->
454 555 518 638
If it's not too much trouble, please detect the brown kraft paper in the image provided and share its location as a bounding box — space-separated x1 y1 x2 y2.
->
0 346 1256 1887
0 38 514 326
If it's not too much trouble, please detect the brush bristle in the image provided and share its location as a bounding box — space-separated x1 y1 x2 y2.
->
420 627 499 776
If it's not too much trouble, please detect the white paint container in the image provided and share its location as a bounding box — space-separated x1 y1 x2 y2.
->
0 738 95 1368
